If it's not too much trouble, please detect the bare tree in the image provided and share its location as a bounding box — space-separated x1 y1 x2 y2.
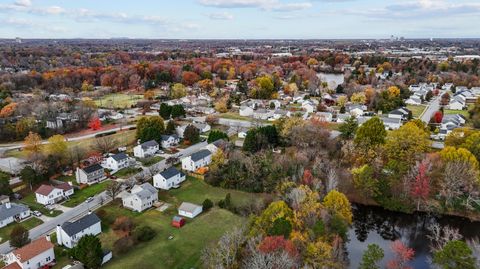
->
66 145 86 168
427 223 462 251
92 136 118 154
201 227 246 269
285 187 307 210
241 237 299 269
106 181 123 200
441 161 479 209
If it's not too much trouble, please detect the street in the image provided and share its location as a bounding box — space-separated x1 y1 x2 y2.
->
420 92 442 124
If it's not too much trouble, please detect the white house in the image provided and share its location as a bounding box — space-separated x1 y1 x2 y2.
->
35 183 74 205
405 95 422 105
0 201 30 228
346 104 367 117
122 183 158 212
239 106 254 117
380 117 402 130
75 164 105 185
315 112 333 122
448 98 465 110
133 140 160 158
253 109 273 120
205 139 227 154
161 135 180 148
103 152 131 171
302 101 317 113
153 167 186 190
178 202 203 218
56 213 102 248
181 149 212 172
4 236 55 269
388 107 411 121
193 123 211 133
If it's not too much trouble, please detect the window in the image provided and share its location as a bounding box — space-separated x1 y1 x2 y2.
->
46 256 51 262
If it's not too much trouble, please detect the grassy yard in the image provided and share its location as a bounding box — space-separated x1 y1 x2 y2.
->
114 167 142 178
219 112 254 122
21 193 63 217
100 205 245 269
62 180 110 207
406 104 427 118
138 156 164 166
6 130 137 160
94 93 144 109
0 217 43 243
444 109 471 118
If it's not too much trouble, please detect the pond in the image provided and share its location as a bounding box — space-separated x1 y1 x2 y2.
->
346 204 480 268
317 72 345 89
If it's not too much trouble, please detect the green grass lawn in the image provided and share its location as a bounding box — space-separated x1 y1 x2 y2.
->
159 176 263 208
406 104 427 118
138 156 164 166
6 130 137 160
62 180 110 207
444 109 471 118
114 167 142 178
219 112 254 122
94 93 144 109
100 206 245 269
0 217 43 243
21 194 63 217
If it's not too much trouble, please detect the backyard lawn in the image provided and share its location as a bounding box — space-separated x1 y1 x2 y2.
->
218 112 254 122
62 180 111 207
0 217 43 243
444 108 471 118
113 167 142 178
406 104 426 118
138 156 164 167
21 193 62 217
94 93 144 109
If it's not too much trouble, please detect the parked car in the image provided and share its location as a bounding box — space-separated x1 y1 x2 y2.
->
12 193 22 200
86 197 94 203
32 211 42 217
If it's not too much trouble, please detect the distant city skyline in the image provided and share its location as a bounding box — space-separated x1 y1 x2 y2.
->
1 0 479 39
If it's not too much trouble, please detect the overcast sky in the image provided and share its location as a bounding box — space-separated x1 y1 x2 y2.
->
0 0 479 39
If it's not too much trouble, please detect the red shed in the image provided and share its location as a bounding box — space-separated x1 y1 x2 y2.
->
172 216 185 228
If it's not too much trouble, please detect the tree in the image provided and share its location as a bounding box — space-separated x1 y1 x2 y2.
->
354 117 386 154
387 240 414 269
440 147 479 169
46 135 67 157
159 103 172 119
165 120 176 135
183 124 200 144
201 227 245 269
207 130 228 143
20 166 42 190
170 104 185 118
10 225 30 248
15 117 36 140
252 201 294 236
0 172 12 195
323 190 353 224
360 244 385 269
88 117 102 130
387 86 400 98
106 181 123 200
92 136 118 154
144 90 155 100
133 225 157 242
203 198 213 211
351 92 367 104
338 116 358 140
136 116 165 143
410 160 430 211
425 90 433 101
251 76 275 99
433 240 476 269
352 164 379 200
214 99 228 113
432 111 443 124
210 149 226 171
267 217 293 238
171 83 187 99
24 131 42 155
71 234 103 269
462 132 480 162
0 102 17 118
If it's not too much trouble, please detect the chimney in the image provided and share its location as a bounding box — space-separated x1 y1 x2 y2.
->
45 234 51 242
56 225 62 245
5 202 11 209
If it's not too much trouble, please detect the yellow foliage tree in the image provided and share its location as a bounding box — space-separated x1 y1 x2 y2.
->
144 90 155 100
46 135 68 157
24 132 42 155
171 83 187 99
214 98 228 113
252 201 294 236
337 96 347 107
323 190 353 224
305 239 333 268
387 86 400 98
440 146 479 170
0 102 17 118
351 92 367 104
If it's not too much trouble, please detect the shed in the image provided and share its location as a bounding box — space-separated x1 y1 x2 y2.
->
171 216 185 228
178 202 203 218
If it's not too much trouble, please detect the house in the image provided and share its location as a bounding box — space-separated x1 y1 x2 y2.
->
133 140 160 158
178 202 203 218
56 213 102 248
103 153 130 171
171 216 186 228
272 109 289 120
381 117 402 130
205 139 228 154
335 113 351 123
388 107 411 121
35 183 74 205
161 135 180 149
315 112 333 122
76 164 105 185
0 201 30 228
302 100 317 113
3 236 55 269
122 183 158 212
193 123 211 133
153 167 186 190
239 106 254 117
405 95 422 105
346 104 367 117
253 109 273 120
448 98 465 110
442 83 454 91
181 149 212 172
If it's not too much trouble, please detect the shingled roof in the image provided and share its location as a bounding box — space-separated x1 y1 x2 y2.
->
61 213 101 237
190 149 211 162
12 237 53 263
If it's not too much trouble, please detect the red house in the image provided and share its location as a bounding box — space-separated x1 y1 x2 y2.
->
171 216 185 228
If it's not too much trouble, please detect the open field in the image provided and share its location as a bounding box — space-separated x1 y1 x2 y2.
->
6 130 137 160
0 217 43 243
406 104 426 118
94 93 144 109
62 180 111 207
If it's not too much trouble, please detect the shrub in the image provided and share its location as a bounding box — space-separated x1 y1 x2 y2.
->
112 216 135 233
203 199 213 211
113 236 135 255
133 226 157 242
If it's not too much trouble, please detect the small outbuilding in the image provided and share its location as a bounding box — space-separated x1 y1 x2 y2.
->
171 216 186 228
178 202 203 218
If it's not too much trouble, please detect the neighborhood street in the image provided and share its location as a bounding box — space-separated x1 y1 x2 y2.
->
420 93 442 124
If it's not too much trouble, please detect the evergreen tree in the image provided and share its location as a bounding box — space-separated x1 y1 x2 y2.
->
159 103 172 119
433 240 477 269
183 125 200 144
71 234 103 269
207 130 228 143
136 116 165 143
359 244 384 269
10 225 30 248
165 120 176 135
171 104 186 118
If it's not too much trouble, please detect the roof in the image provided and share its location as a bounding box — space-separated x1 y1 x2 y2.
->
56 182 73 192
2 262 21 269
110 152 128 162
35 184 56 196
159 167 184 180
190 149 211 162
172 216 184 222
82 164 103 174
61 213 101 237
178 202 202 213
140 140 159 150
12 237 53 263
161 134 179 141
0 203 29 221
129 183 158 200
381 117 401 124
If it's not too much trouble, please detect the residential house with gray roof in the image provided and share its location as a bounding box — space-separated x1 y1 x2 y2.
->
56 212 102 248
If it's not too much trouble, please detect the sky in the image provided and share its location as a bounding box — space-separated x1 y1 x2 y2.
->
0 0 479 39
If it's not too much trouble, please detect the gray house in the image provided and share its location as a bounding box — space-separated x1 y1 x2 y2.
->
76 164 105 185
0 201 31 228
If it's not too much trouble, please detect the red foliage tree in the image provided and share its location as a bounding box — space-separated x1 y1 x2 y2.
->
302 169 314 186
88 117 102 130
432 111 443 124
258 236 298 258
411 161 430 211
181 71 200 86
387 240 415 269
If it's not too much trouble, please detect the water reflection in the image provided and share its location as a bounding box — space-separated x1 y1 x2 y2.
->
346 204 480 269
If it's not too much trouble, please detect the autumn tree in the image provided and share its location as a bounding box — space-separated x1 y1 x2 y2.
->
10 225 30 248
88 117 102 131
0 102 17 118
433 240 477 269
352 164 379 200
106 181 123 200
410 160 431 211
144 90 155 100
323 190 352 224
360 244 385 269
462 132 480 162
351 92 367 104
183 124 200 144
170 83 187 99
387 240 414 269
24 131 42 155
354 117 386 161
251 76 275 99
214 98 228 113
46 134 67 158
252 201 294 236
136 116 165 143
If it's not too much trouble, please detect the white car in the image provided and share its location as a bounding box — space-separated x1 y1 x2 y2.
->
33 211 42 217
86 197 94 203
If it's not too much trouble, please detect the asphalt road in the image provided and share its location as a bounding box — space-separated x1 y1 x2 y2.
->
420 93 442 124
